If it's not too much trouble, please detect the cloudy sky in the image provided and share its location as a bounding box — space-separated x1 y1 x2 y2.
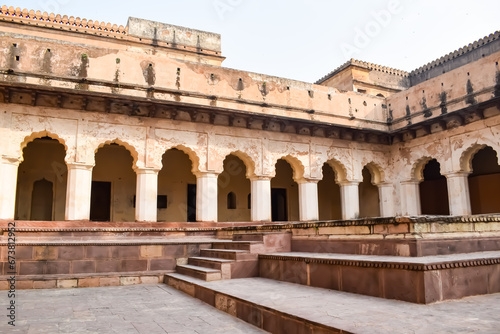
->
7 0 500 82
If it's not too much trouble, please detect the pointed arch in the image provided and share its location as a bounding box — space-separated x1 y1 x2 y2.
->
226 150 256 179
163 145 201 174
363 162 385 185
20 131 68 163
411 156 438 182
278 155 305 182
95 139 139 170
325 158 348 183
460 143 499 173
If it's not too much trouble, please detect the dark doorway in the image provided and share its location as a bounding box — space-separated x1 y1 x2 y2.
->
419 159 450 215
187 184 197 222
30 178 53 221
90 181 111 221
468 146 500 214
272 188 288 221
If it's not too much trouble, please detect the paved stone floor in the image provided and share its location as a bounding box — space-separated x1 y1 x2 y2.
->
0 284 267 334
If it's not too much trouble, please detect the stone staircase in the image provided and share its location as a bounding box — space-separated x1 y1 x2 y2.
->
167 232 291 283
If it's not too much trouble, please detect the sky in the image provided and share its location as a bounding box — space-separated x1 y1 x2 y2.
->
5 0 500 83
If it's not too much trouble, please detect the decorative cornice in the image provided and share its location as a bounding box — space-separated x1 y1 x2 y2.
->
0 6 127 36
259 254 500 271
316 59 409 85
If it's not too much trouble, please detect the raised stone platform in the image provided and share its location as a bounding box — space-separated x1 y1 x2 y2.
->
259 251 500 304
165 275 500 333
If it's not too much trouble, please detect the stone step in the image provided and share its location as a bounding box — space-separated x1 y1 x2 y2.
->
188 257 234 279
211 241 264 253
200 249 258 261
176 264 222 282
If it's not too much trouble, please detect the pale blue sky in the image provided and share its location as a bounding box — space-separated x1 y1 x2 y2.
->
7 0 500 82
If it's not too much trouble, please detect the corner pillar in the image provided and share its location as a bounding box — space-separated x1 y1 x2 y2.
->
445 172 471 216
65 163 94 221
250 177 272 222
0 157 20 220
400 180 421 216
135 168 160 222
298 179 319 221
339 181 360 220
196 172 219 222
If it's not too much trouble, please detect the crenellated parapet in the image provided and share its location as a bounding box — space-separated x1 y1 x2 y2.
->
0 6 127 35
410 31 500 85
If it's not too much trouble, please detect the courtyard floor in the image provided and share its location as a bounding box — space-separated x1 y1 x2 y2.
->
2 280 500 333
0 284 266 334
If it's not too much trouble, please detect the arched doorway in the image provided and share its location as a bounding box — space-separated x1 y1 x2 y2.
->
318 163 342 220
359 166 380 218
15 137 67 221
419 159 449 215
468 146 500 214
158 148 197 222
271 159 299 221
218 155 251 222
91 144 136 222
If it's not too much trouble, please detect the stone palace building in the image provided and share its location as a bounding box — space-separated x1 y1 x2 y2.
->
0 5 499 332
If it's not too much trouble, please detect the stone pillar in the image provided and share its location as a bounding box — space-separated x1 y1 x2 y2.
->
65 163 94 221
298 179 319 221
445 172 471 216
135 168 159 222
196 172 218 222
339 181 360 220
378 183 395 217
400 180 421 216
250 177 272 222
0 157 20 220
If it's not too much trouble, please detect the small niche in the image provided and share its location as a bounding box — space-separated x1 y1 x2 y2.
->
15 56 20 61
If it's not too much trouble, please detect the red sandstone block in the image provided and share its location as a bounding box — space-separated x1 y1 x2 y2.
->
46 261 70 275
33 280 57 289
236 300 261 328
262 310 282 333
78 277 100 288
86 246 110 259
341 266 382 298
111 246 140 259
16 281 34 290
0 281 8 290
96 260 121 273
19 262 45 275
73 260 96 274
33 246 58 260
121 259 147 272
186 244 202 257
150 259 176 271
309 263 340 290
15 246 33 260
195 286 216 307
280 260 307 285
374 224 410 234
58 246 85 260
383 269 423 303
140 276 160 284
99 277 120 287
162 245 186 257
57 279 78 289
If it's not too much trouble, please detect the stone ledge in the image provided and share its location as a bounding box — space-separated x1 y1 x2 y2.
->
0 271 170 290
259 251 500 271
